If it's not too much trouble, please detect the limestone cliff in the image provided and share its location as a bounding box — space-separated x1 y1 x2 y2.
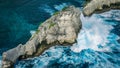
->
2 6 82 68
2 0 120 68
83 0 120 16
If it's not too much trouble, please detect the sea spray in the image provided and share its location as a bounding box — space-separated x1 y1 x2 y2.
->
71 12 119 52
15 10 120 68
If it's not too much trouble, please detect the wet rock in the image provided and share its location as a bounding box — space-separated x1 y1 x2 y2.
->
83 0 120 16
2 6 82 68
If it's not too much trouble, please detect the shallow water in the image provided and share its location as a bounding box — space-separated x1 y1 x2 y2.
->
0 0 120 68
15 10 120 68
0 0 84 67
0 0 84 54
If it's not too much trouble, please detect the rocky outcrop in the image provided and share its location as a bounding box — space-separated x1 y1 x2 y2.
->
3 0 120 67
2 6 82 68
83 0 120 16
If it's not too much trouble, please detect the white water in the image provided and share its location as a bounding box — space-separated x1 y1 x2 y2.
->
2 10 120 68
39 5 55 15
39 3 68 15
71 11 119 52
30 30 36 35
54 3 68 11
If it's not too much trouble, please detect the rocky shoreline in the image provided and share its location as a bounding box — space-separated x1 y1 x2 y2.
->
2 0 120 68
83 0 120 16
2 6 82 68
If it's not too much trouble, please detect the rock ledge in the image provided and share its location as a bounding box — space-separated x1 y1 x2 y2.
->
83 0 120 16
2 6 82 68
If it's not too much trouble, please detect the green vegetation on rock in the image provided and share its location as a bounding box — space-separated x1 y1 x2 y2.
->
53 11 59 15
30 29 40 40
62 6 68 11
53 6 68 15
49 22 56 29
39 22 43 27
35 29 40 34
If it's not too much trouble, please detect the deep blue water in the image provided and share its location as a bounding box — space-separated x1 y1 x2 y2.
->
0 0 120 68
15 10 120 68
0 0 84 54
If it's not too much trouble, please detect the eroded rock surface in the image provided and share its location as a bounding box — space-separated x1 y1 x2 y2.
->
83 0 120 16
2 6 82 68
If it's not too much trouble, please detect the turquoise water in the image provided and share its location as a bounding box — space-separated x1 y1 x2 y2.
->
0 0 84 54
15 10 120 68
0 0 120 68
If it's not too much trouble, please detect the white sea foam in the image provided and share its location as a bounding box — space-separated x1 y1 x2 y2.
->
39 3 68 15
71 13 116 52
15 10 120 68
100 10 120 21
39 5 55 15
30 30 35 35
54 3 68 11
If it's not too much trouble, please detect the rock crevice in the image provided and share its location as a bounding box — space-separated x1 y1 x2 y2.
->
83 0 120 16
2 6 82 68
2 0 120 67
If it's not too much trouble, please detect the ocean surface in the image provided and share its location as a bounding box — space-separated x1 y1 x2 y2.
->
0 0 120 68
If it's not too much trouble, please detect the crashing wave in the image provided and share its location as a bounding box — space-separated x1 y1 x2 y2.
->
71 11 119 52
15 10 120 68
